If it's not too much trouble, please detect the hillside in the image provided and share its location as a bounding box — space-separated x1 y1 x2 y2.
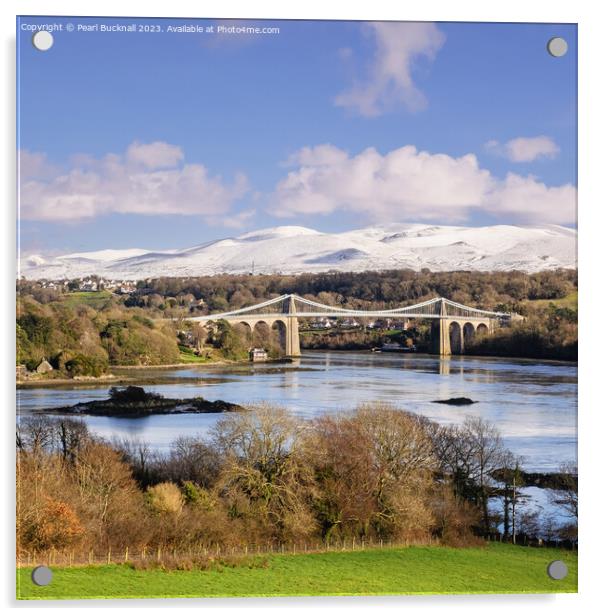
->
21 223 577 280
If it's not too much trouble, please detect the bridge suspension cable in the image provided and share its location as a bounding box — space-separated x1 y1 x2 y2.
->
187 294 511 322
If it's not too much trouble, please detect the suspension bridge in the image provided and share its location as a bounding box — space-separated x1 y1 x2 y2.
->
187 294 513 357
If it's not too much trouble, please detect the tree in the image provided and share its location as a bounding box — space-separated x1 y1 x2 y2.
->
549 462 578 520
21 497 84 551
212 320 248 360
73 442 141 546
307 405 436 541
426 416 507 533
461 417 507 532
160 436 223 489
497 453 526 543
211 405 317 542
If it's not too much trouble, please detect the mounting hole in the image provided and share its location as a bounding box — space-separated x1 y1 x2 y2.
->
32 31 54 51
547 37 568 58
31 565 53 586
547 560 568 580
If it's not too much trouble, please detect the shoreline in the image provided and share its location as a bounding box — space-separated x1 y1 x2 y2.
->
16 357 294 388
15 351 577 389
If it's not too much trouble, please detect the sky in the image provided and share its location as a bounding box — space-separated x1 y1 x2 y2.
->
17 17 577 254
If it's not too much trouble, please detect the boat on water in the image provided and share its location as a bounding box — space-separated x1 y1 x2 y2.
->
372 342 416 353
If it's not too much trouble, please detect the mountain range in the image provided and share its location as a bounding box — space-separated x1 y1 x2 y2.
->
20 223 577 280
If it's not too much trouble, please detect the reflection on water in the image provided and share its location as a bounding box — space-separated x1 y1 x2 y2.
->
17 351 577 471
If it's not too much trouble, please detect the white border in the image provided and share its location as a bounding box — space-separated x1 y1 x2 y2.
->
2 1 601 614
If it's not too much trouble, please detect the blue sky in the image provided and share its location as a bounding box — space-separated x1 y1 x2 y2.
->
17 17 577 253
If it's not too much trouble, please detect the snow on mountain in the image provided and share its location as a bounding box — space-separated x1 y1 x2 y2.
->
20 223 577 280
60 248 152 262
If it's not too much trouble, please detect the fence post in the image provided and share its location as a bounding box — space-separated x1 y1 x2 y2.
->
157 547 161 562
107 548 111 564
125 546 129 562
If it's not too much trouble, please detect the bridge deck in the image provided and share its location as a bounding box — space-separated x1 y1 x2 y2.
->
186 293 510 322
189 312 503 322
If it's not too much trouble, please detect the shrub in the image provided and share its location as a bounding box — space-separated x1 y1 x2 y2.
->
65 353 109 377
21 497 84 551
146 482 184 516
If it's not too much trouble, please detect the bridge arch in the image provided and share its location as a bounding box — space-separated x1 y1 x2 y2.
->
476 322 489 335
252 320 272 349
233 321 253 344
463 322 475 344
449 321 463 354
271 319 287 355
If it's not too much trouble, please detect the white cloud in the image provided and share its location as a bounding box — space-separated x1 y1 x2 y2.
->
271 144 576 225
487 173 576 222
485 136 560 162
335 22 445 116
126 141 184 169
19 142 249 222
18 150 58 180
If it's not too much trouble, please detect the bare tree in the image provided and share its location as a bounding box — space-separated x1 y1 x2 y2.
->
496 451 526 543
461 417 506 532
549 461 577 520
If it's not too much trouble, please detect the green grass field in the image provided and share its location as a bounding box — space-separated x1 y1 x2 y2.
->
527 291 578 310
17 543 577 600
60 291 113 309
177 345 212 364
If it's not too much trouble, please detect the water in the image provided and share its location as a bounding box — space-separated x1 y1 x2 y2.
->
17 351 577 473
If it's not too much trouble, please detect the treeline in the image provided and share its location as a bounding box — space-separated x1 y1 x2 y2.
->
95 268 579 361
16 268 578 371
465 304 577 360
16 404 577 556
129 269 577 313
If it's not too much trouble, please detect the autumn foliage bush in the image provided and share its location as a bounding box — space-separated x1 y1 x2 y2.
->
18 405 556 557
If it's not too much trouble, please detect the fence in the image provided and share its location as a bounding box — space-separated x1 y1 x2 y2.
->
17 536 436 569
17 532 577 569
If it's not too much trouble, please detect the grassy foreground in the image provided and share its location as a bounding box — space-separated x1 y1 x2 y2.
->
17 543 577 600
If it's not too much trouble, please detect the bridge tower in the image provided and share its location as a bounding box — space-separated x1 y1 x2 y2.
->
282 295 301 357
431 299 451 356
429 298 467 356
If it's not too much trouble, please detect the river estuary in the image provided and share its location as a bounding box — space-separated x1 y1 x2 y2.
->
17 350 576 473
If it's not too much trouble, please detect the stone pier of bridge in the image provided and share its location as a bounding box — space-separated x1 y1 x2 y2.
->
430 317 495 355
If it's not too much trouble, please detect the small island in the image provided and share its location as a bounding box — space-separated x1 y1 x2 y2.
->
37 385 245 417
432 397 477 406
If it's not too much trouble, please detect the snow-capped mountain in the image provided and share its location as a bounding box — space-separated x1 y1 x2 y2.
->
20 223 577 280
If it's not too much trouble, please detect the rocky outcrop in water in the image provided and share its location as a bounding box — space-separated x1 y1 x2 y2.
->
38 385 244 417
432 397 477 406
